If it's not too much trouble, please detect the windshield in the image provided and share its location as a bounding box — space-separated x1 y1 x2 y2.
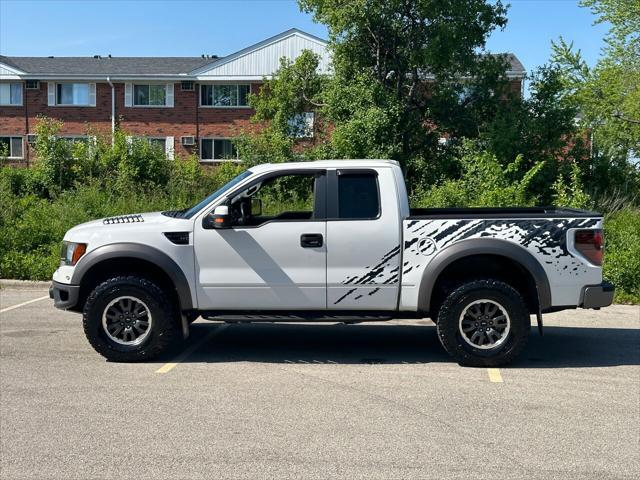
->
182 170 253 219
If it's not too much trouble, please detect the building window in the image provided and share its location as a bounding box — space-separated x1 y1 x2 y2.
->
288 112 314 138
57 83 90 105
60 136 90 144
200 84 250 107
133 136 166 151
200 138 238 161
0 136 24 159
0 83 23 106
127 136 173 159
134 84 167 106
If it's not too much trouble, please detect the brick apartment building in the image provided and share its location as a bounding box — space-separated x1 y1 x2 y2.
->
0 28 525 164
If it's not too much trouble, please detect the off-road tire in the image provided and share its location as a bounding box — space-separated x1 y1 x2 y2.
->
83 276 181 362
436 279 530 367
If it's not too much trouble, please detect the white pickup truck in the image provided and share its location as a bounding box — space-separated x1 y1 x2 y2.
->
51 160 614 366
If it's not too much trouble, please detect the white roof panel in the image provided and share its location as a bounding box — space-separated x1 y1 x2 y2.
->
193 28 331 79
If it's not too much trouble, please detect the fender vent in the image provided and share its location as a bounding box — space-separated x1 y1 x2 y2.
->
103 214 144 225
164 232 190 245
161 210 185 218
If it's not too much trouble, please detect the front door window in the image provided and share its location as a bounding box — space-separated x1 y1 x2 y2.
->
229 173 317 227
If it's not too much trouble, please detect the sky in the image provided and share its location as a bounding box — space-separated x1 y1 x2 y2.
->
0 0 610 75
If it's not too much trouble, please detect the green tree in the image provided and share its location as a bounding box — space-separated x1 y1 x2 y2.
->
32 116 77 194
235 50 329 164
244 0 512 182
301 0 512 180
551 0 640 199
241 0 598 205
480 65 588 202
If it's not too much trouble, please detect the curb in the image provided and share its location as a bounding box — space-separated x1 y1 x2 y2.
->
0 279 51 289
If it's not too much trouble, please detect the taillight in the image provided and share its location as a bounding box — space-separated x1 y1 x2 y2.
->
574 229 604 266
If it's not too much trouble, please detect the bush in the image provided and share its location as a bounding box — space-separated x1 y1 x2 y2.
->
411 142 545 207
551 160 592 209
603 208 640 303
0 116 249 280
0 153 242 281
0 179 218 280
29 119 176 195
408 142 637 303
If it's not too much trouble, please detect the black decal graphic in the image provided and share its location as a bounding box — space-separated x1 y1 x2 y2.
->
334 288 358 305
337 216 599 305
334 244 401 304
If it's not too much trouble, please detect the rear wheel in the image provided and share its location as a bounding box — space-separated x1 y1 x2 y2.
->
436 279 530 367
83 276 181 362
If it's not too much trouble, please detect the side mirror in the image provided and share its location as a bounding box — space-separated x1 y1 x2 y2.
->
204 205 231 229
251 198 262 216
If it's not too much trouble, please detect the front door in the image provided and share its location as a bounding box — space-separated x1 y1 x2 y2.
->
194 170 327 310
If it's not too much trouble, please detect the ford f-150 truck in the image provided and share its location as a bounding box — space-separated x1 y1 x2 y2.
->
50 160 614 366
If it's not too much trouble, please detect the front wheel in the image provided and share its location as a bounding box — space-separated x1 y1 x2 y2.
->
436 279 530 367
83 276 181 362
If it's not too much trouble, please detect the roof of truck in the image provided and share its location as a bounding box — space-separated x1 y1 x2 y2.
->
249 159 400 173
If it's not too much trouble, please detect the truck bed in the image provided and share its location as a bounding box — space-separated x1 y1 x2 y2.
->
399 209 603 309
408 206 600 219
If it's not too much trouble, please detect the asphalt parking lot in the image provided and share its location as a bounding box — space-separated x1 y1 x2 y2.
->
1 286 639 480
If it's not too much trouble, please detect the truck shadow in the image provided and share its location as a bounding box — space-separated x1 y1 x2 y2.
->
171 322 640 368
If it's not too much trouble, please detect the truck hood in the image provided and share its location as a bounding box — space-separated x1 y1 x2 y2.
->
63 211 186 242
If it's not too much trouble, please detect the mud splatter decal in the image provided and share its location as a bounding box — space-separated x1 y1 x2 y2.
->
333 216 600 305
332 244 402 305
403 217 599 278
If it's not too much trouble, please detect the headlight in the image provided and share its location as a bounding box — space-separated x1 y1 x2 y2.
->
60 242 87 266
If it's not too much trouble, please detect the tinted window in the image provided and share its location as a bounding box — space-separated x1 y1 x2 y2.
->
338 173 379 219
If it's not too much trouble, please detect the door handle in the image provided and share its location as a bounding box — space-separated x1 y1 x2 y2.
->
300 233 323 248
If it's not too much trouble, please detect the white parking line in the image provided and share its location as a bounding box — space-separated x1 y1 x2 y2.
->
0 295 50 314
156 324 229 374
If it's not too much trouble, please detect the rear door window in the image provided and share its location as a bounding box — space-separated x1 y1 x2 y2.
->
337 173 380 219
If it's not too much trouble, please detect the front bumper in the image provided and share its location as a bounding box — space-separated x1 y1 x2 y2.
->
49 280 81 311
581 282 615 309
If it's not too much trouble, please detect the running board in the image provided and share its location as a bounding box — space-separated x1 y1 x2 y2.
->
201 313 394 323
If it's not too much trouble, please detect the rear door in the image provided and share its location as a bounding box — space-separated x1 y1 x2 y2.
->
325 167 402 310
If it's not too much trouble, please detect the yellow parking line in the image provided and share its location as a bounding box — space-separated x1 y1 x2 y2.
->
0 295 49 314
156 324 228 374
487 368 503 383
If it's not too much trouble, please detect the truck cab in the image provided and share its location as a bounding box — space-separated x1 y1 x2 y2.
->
51 160 614 366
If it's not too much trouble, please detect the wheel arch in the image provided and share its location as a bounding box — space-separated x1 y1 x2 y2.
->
417 238 551 314
71 243 193 312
